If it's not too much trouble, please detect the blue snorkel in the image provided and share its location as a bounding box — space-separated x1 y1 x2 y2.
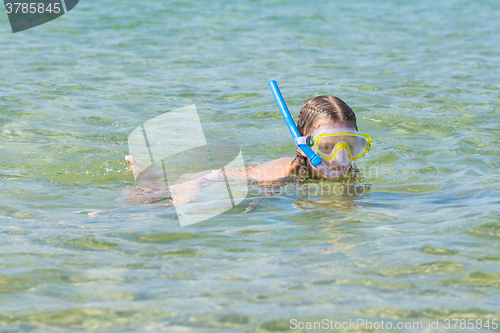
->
269 80 347 178
268 80 322 167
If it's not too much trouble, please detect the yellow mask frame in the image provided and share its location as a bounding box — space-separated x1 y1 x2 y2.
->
311 131 372 162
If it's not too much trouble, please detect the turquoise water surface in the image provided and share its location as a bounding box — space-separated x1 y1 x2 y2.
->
1 0 500 332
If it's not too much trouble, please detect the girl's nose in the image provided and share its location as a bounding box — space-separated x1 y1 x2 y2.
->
332 148 350 166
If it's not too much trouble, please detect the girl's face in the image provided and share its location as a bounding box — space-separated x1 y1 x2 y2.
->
304 118 354 179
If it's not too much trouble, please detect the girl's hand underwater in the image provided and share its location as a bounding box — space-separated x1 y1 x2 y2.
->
125 155 144 175
124 155 203 205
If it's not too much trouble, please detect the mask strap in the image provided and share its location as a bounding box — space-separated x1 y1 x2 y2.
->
293 136 312 146
313 123 357 135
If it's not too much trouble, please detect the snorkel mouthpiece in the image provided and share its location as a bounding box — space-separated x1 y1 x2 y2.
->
316 162 345 178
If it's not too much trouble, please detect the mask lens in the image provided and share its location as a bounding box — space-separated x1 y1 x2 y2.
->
317 134 368 159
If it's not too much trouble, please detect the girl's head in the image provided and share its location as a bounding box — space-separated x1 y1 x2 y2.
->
295 95 358 177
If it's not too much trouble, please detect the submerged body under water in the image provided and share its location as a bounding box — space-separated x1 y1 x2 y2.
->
1 0 500 331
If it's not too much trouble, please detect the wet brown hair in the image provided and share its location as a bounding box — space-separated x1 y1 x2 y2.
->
295 96 357 176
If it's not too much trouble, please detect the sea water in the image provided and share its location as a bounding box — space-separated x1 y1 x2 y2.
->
0 0 499 331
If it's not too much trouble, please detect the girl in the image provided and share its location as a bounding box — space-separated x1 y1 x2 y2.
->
244 95 368 181
124 94 370 203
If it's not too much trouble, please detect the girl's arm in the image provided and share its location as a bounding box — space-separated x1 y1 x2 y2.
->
245 157 296 181
124 156 297 205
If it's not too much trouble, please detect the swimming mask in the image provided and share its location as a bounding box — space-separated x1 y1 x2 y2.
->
303 123 371 163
